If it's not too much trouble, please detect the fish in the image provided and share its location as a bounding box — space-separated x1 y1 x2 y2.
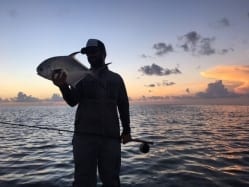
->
36 52 90 87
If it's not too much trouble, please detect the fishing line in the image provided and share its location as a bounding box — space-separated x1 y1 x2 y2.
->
0 121 74 134
0 121 153 153
0 120 117 138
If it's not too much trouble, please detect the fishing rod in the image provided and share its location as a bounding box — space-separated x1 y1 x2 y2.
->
0 121 74 133
0 121 153 153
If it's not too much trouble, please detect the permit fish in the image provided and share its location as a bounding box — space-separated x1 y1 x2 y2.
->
37 52 90 87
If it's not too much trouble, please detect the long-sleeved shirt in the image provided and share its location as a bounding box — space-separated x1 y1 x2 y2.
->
59 66 130 138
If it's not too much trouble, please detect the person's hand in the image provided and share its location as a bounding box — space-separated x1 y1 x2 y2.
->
52 69 67 87
121 133 132 144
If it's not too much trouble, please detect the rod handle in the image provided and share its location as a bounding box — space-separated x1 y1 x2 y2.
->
131 138 154 145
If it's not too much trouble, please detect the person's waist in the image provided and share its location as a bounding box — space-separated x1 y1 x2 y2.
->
74 128 120 139
80 98 116 104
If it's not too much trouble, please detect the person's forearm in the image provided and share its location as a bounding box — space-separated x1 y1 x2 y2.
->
59 85 79 106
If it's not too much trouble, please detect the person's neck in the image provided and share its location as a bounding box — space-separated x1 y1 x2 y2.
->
91 62 105 70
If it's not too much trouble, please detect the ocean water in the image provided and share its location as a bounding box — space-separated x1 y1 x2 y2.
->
0 103 249 187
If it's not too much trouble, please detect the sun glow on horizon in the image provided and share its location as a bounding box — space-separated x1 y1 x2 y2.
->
201 65 249 94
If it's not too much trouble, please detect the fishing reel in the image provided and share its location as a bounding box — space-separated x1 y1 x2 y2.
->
131 138 154 154
139 142 150 153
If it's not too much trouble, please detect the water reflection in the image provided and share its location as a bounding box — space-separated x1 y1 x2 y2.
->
0 104 249 186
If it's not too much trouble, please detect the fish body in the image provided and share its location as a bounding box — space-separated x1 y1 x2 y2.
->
37 53 89 87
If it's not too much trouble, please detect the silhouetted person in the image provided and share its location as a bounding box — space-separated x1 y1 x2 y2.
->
52 39 131 187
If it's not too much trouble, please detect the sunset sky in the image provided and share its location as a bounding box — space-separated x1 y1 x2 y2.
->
1 0 249 103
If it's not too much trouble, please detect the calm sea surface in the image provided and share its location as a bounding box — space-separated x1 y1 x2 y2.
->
0 103 249 187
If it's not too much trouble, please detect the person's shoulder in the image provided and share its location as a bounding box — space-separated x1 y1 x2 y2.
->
106 69 124 81
107 69 121 77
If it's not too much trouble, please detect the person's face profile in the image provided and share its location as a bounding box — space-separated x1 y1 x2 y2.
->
86 47 99 56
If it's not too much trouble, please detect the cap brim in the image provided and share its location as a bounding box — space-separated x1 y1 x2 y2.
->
80 47 87 54
81 46 99 54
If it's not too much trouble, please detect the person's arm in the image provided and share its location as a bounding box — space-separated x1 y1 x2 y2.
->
52 71 79 107
117 77 131 144
59 85 79 107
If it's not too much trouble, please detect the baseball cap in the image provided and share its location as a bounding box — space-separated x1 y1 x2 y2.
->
81 39 106 57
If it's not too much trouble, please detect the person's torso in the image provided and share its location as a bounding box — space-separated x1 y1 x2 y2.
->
74 68 122 137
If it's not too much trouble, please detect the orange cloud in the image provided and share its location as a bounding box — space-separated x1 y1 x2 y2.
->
201 65 249 94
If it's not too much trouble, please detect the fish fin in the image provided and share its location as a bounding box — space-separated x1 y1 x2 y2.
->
69 51 80 57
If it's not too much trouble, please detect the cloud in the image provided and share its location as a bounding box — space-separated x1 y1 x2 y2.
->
139 95 170 101
153 42 173 56
142 30 233 58
145 84 156 88
196 80 237 98
179 31 217 56
141 54 153 59
198 37 216 55
179 31 200 52
145 80 176 88
186 88 190 93
218 18 230 27
12 92 40 102
201 65 249 94
183 31 201 47
161 80 176 86
8 92 64 103
178 31 233 56
139 63 181 76
50 93 63 101
219 48 234 54
210 17 231 29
